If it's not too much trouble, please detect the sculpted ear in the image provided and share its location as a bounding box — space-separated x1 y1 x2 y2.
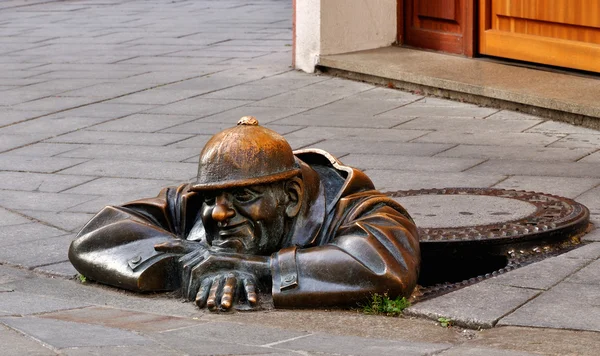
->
284 177 303 218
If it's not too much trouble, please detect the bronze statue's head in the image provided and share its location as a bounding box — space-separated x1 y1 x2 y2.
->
191 117 304 255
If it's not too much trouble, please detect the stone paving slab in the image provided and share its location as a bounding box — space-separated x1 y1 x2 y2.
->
0 190 97 212
414 131 564 147
0 172 96 193
0 316 151 349
58 159 197 181
492 175 600 198
341 154 484 172
467 160 600 178
0 234 74 268
405 282 540 329
56 144 199 162
498 282 600 332
273 333 451 356
0 292 88 316
0 324 55 356
436 144 595 162
396 116 541 132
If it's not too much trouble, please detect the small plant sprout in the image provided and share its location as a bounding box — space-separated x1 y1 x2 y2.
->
77 274 87 283
361 293 411 317
438 317 453 328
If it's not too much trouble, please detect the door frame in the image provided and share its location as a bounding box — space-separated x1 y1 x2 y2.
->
397 0 476 56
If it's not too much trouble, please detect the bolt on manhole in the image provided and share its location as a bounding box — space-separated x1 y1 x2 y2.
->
386 188 590 301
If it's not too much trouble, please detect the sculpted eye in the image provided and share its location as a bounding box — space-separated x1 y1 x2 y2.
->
233 188 258 203
203 194 216 205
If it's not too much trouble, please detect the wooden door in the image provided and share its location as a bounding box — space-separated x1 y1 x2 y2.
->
479 0 600 72
402 0 474 56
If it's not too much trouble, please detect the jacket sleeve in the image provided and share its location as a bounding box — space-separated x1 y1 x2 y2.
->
68 184 202 292
270 191 420 308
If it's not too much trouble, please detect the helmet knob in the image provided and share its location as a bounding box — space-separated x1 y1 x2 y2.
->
238 116 259 126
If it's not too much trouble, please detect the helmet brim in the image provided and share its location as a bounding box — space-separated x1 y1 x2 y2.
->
190 168 301 192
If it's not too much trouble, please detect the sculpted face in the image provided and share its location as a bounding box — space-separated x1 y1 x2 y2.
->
201 182 290 255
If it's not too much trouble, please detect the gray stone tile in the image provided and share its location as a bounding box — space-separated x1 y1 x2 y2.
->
201 83 291 100
0 191 97 212
6 143 83 157
492 176 600 198
274 334 451 356
405 282 540 328
0 172 95 193
64 194 151 214
0 110 46 127
579 150 600 163
582 228 600 242
0 324 56 356
34 261 78 278
0 133 48 152
309 140 453 158
0 222 67 244
0 317 151 349
526 121 600 134
60 82 152 99
0 292 88 316
146 98 252 116
58 103 156 118
107 88 205 105
382 103 499 119
0 233 75 268
559 242 600 260
57 144 198 162
61 345 183 356
549 134 600 149
0 155 88 173
59 159 196 180
284 126 432 142
86 113 197 133
162 121 300 136
272 113 413 129
498 282 600 332
565 259 600 285
414 131 562 147
436 144 594 162
351 86 424 102
0 208 30 226
147 334 276 355
18 210 93 232
395 117 540 132
341 154 484 172
438 346 537 356
10 96 99 112
0 116 111 135
63 177 177 197
167 135 216 149
486 110 549 121
198 106 309 124
46 130 192 146
466 160 600 178
488 255 591 290
157 321 308 346
251 78 373 108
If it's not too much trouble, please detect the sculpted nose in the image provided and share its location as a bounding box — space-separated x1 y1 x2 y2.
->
212 198 235 222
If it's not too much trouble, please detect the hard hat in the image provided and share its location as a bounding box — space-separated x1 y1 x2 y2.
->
191 116 301 191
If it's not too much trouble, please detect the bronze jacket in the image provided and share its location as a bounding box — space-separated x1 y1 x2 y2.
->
69 149 420 308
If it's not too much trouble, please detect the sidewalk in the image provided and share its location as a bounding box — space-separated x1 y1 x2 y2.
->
1 0 599 355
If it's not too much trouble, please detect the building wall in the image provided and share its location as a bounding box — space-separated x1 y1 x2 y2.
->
294 0 397 73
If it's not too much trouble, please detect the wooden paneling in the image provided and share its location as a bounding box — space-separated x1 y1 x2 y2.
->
403 0 474 55
480 0 600 72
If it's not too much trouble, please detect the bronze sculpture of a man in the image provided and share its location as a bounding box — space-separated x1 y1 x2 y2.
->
69 117 420 311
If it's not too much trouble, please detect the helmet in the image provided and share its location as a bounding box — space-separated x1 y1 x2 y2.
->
191 117 301 191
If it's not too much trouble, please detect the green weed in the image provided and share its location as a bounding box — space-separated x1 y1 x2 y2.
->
361 293 410 317
438 317 453 328
77 274 87 283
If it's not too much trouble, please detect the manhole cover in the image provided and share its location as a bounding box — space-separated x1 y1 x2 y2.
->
386 188 590 298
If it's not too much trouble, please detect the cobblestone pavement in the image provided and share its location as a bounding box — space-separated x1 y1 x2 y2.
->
1 0 599 355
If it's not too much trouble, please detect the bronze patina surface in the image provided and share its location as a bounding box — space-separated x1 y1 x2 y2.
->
69 117 421 311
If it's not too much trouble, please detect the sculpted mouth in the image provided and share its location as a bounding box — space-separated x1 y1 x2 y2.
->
217 222 247 237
